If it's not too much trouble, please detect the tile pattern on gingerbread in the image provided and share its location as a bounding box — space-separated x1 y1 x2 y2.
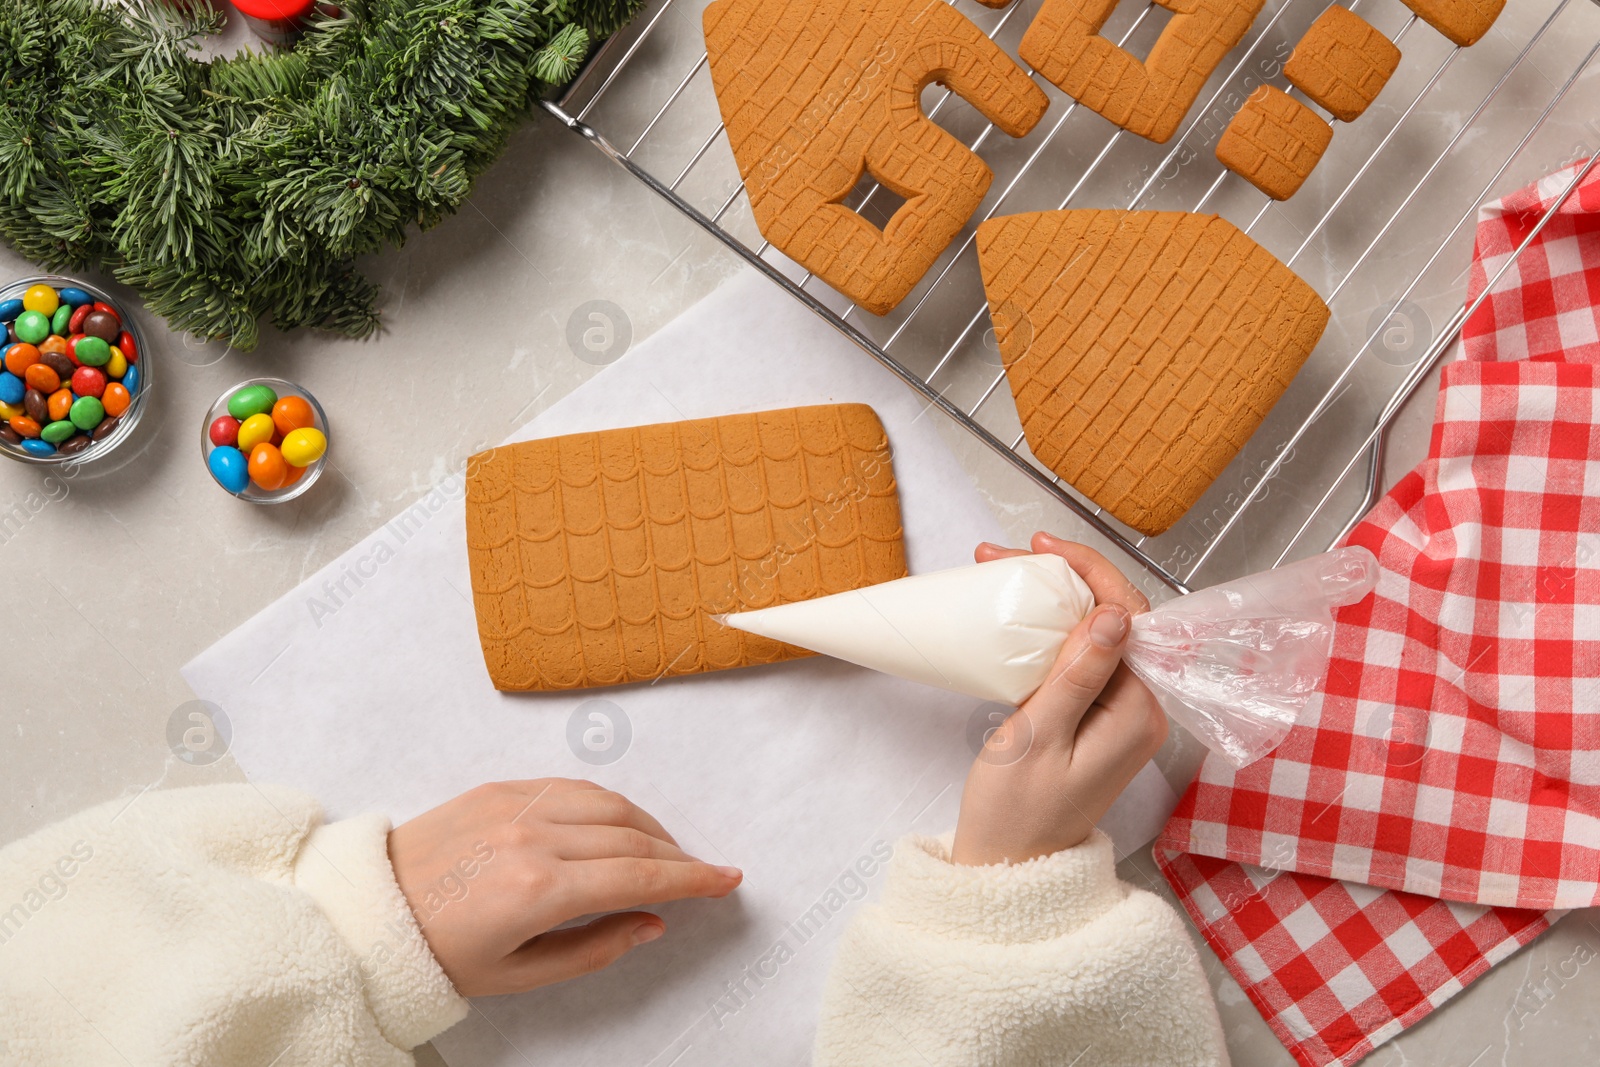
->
976 210 1329 536
1019 0 1265 144
1284 5 1401 122
465 405 908 691
1215 85 1334 200
703 0 1048 316
1399 0 1504 46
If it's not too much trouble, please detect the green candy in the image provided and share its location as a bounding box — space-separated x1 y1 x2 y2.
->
74 336 111 367
41 420 76 444
13 310 48 345
51 305 71 337
69 395 104 431
227 383 278 420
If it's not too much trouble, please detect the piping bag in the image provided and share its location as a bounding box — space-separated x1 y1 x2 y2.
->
722 548 1378 767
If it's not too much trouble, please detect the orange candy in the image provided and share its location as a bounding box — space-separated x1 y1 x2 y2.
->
101 383 131 419
9 416 41 438
271 396 315 436
248 442 290 490
279 460 306 486
4 343 40 377
37 335 69 358
24 364 59 394
47 389 73 422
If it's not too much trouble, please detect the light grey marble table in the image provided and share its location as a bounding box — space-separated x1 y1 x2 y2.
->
3 2 1599 1065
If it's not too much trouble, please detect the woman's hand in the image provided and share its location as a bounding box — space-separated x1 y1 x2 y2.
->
950 532 1168 866
388 778 742 996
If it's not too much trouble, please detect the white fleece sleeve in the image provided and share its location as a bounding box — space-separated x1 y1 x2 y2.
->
0 783 467 1066
814 831 1229 1067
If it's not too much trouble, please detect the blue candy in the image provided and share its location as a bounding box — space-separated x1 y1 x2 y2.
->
0 322 7 346
57 287 92 308
0 298 22 323
20 439 56 457
123 364 140 395
0 371 21 406
208 446 249 494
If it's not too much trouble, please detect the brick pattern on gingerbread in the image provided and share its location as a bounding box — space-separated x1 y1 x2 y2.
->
1215 86 1333 200
1019 0 1265 144
1400 0 1504 46
703 0 1048 316
1284 5 1401 122
976 210 1329 536
466 405 908 691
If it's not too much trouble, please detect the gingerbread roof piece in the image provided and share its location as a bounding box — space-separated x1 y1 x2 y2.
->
465 404 908 691
977 210 1329 536
703 0 1048 315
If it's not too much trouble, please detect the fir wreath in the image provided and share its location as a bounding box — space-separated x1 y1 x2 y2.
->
0 0 642 348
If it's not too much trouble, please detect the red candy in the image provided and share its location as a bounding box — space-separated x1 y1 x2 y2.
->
118 330 138 364
71 366 106 399
68 305 91 335
209 416 240 447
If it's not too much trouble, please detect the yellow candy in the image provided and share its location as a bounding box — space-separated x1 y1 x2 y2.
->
21 284 58 317
236 413 276 452
106 346 127 379
0 400 21 421
280 427 327 468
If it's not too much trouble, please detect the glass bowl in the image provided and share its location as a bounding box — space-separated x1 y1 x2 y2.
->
0 275 150 466
201 377 329 504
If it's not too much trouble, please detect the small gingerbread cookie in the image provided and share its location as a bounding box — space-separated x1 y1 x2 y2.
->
1019 0 1265 144
1285 5 1401 122
704 0 1048 315
977 210 1328 536
465 404 908 690
1215 86 1334 200
1399 0 1504 47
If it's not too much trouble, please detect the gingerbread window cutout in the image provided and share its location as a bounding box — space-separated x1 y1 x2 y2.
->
703 0 1049 316
1019 0 1266 144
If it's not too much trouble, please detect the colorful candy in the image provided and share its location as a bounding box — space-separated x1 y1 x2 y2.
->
206 382 327 497
209 416 240 447
12 310 48 345
280 427 327 468
0 282 141 461
208 446 250 493
227 384 277 420
236 413 276 452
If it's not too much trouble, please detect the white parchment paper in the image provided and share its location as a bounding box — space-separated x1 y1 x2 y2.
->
182 269 1177 1067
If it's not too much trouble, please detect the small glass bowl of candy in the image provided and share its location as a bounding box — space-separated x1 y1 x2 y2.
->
201 378 330 504
0 277 148 465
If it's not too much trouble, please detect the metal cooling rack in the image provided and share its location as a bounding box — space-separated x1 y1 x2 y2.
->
542 0 1600 594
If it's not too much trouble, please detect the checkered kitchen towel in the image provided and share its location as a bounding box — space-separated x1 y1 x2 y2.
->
1155 158 1600 1067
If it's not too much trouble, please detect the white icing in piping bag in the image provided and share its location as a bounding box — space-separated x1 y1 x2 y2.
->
723 547 1380 767
722 554 1094 706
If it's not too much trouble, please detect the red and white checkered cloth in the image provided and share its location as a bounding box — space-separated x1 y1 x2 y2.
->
1155 159 1600 1067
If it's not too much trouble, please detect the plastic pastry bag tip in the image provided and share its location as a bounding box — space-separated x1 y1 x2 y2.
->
1123 546 1379 767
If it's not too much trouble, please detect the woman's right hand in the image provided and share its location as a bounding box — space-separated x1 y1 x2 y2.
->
950 533 1168 867
388 778 742 996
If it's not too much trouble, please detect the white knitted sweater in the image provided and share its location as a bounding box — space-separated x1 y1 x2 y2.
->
0 785 1227 1066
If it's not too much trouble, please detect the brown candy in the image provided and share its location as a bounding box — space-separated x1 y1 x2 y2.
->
91 415 120 441
81 311 119 344
40 351 75 380
23 389 47 424
57 435 90 456
0 426 20 445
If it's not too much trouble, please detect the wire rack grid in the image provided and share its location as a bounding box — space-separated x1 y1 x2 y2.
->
541 0 1600 594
